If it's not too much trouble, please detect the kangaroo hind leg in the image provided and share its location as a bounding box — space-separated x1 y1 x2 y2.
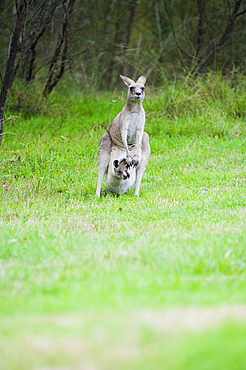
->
96 132 112 196
135 132 150 195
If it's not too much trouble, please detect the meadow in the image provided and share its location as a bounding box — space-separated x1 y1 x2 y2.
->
0 74 246 369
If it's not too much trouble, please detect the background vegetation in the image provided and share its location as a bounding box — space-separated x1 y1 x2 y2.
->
1 0 246 90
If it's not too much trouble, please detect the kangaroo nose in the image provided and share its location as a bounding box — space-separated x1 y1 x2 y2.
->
123 173 130 180
135 92 141 97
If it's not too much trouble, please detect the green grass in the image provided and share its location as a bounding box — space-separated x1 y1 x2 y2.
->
0 75 246 369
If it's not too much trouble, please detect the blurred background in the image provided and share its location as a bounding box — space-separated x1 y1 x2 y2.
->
1 0 246 94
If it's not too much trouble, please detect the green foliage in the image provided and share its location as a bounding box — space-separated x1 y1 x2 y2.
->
6 71 246 132
146 72 246 138
0 74 246 369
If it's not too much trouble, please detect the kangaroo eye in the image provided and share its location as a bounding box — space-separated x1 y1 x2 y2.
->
141 87 145 91
118 171 123 175
130 86 135 91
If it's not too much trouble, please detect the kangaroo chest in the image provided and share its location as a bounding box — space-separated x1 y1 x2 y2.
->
125 112 143 143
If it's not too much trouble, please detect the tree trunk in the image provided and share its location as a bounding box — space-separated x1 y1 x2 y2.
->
42 0 76 97
104 0 137 88
196 0 206 59
0 0 27 144
22 0 60 82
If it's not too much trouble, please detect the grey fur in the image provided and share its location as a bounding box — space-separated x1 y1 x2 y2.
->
96 75 150 196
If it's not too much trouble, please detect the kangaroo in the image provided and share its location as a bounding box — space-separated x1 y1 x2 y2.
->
96 74 150 196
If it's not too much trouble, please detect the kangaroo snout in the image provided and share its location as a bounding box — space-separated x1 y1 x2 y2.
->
121 174 129 180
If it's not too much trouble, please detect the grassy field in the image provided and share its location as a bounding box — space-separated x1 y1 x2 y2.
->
0 75 246 369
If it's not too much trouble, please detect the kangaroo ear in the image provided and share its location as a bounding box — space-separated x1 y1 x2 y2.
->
136 76 146 85
119 75 135 87
113 160 119 168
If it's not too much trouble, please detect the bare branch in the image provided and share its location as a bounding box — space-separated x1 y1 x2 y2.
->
43 0 76 96
235 8 246 17
196 0 244 74
0 16 14 33
163 0 201 62
22 0 61 82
